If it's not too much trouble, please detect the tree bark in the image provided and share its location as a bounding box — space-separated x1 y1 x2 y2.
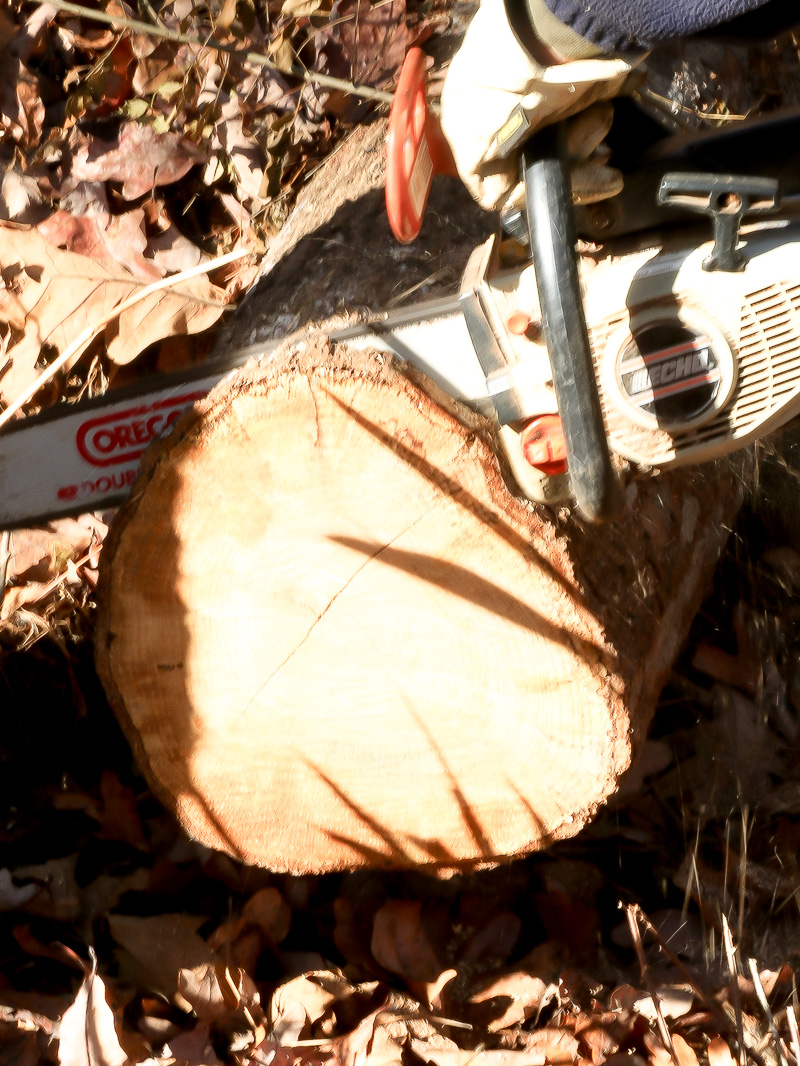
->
95 335 745 874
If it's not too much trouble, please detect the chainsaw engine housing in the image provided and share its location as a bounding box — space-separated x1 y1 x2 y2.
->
586 222 800 470
473 218 800 503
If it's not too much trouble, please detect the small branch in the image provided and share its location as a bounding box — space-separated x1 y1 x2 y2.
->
27 0 396 104
0 248 250 432
0 530 11 590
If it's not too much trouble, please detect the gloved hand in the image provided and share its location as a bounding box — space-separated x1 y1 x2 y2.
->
440 0 644 212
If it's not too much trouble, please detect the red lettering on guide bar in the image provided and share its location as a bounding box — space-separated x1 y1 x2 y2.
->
76 391 206 466
57 469 139 502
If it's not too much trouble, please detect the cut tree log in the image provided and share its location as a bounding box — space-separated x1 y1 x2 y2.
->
95 335 746 874
94 116 749 874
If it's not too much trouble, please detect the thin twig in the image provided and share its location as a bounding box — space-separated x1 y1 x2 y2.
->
748 959 790 1066
739 806 751 947
28 0 396 104
0 248 250 432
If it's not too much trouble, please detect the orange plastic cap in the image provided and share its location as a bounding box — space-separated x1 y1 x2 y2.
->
520 415 568 476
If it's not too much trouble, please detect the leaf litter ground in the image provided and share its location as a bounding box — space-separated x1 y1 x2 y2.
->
4 1 800 1064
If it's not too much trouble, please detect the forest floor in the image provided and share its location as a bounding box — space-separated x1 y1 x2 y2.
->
4 2 800 1064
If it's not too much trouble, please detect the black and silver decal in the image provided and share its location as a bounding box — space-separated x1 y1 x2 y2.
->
608 313 736 432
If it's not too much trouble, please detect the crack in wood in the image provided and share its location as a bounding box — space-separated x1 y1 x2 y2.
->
232 501 446 727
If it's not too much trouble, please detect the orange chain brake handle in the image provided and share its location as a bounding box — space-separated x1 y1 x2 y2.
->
386 48 457 243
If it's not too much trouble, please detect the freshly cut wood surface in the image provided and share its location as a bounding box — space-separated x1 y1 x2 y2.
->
96 338 743 874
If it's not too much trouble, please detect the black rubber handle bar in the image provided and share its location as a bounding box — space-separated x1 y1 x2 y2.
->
523 126 623 522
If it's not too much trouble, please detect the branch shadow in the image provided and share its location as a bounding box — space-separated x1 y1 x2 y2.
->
306 696 559 870
323 391 592 613
328 535 599 658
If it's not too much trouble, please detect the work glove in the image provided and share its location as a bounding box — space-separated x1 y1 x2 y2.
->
440 0 643 212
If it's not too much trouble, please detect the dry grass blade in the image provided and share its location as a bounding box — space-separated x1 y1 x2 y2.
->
738 807 750 947
723 916 746 1066
0 248 249 432
625 905 679 1066
786 1007 800 1066
747 959 789 1066
0 530 10 592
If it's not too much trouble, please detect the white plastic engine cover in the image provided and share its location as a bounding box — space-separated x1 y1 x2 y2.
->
582 222 800 468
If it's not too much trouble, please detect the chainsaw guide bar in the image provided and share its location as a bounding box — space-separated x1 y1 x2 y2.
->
0 297 485 529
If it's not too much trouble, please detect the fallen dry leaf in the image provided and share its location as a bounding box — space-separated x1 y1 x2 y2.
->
579 1020 623 1065
672 1034 701 1066
517 1028 580 1064
269 972 338 1040
310 0 433 119
146 228 206 275
67 121 204 200
0 57 43 149
458 910 521 966
469 972 549 1032
108 913 217 1004
371 900 442 983
645 1032 700 1066
12 855 80 921
331 1003 393 1066
0 222 235 404
57 955 127 1066
707 1037 737 1066
0 869 39 911
38 206 162 282
166 1023 226 1066
178 962 262 1024
611 984 695 1022
415 1051 550 1066
4 527 75 583
243 886 292 943
0 167 46 223
417 967 457 1012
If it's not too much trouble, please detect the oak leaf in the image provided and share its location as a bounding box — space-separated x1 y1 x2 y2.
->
0 222 232 406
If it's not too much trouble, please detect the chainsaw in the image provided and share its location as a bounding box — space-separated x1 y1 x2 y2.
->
3 49 800 528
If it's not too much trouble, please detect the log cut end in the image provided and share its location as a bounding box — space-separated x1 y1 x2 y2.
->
96 341 742 873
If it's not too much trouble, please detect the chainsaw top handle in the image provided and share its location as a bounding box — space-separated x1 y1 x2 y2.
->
523 124 623 522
